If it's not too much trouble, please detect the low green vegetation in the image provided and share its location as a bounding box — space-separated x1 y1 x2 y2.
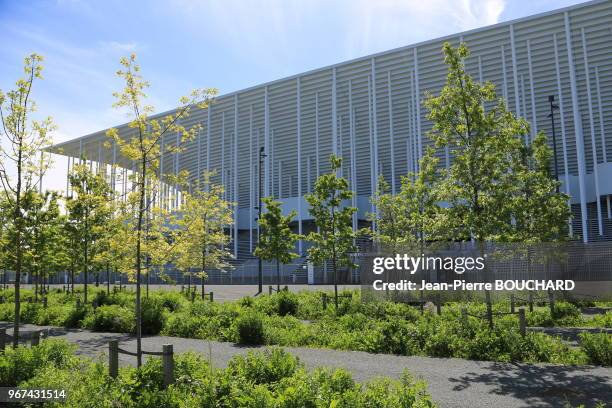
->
1 339 437 407
579 332 612 366
1 288 610 367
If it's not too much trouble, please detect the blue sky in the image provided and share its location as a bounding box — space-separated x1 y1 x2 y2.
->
0 0 586 191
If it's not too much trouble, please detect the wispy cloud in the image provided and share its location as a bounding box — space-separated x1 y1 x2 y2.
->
159 0 505 75
98 40 140 53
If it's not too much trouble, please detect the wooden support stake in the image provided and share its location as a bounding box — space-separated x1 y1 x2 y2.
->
528 293 534 312
0 328 5 352
109 340 119 378
548 290 555 318
31 331 41 347
518 308 526 337
510 294 515 314
162 344 174 388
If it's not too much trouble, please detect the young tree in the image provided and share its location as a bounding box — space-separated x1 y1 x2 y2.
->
508 132 571 243
66 163 113 304
424 42 528 320
254 197 300 291
370 148 446 251
107 54 216 365
0 54 54 345
306 155 357 309
22 191 68 302
174 173 233 299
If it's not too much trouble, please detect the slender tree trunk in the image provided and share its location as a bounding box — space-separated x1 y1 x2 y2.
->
34 269 38 302
331 202 338 310
70 261 74 294
134 156 147 368
13 145 24 347
201 251 206 300
276 259 280 292
84 217 88 304
106 263 110 295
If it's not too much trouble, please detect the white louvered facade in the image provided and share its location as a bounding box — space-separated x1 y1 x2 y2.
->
49 0 612 253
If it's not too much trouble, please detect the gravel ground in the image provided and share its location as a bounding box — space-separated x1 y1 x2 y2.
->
21 284 361 302
2 322 610 408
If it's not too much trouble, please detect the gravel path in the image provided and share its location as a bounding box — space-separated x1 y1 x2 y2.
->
2 322 610 408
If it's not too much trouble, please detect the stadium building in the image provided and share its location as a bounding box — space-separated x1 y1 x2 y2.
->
48 0 612 283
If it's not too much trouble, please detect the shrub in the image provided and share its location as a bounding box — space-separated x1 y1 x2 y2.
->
141 296 166 335
235 311 265 345
227 347 299 384
156 291 186 312
64 304 89 328
580 332 612 366
0 339 76 386
239 296 254 308
588 312 612 328
82 304 134 333
19 345 436 407
277 292 299 316
91 290 111 307
552 301 581 319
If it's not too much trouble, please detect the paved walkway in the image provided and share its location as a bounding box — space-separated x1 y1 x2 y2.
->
25 284 361 302
2 323 610 408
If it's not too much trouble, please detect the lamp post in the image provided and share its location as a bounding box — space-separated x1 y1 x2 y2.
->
256 146 267 295
548 95 560 193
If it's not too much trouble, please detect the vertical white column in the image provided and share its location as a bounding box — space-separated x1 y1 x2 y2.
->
510 25 521 117
521 75 527 132
413 48 422 169
387 71 396 194
278 160 282 198
526 39 537 141
582 28 603 237
66 155 71 197
270 129 275 197
206 106 211 174
220 112 226 198
234 94 239 258
175 130 180 209
315 92 320 177
553 33 573 237
196 127 202 187
332 68 338 156
249 105 254 253
595 67 607 163
160 135 165 209
565 12 588 242
296 78 303 253
112 141 117 195
501 45 508 100
408 71 415 174
595 66 611 219
368 75 376 231
97 142 103 176
264 86 270 197
348 79 357 232
371 58 379 186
